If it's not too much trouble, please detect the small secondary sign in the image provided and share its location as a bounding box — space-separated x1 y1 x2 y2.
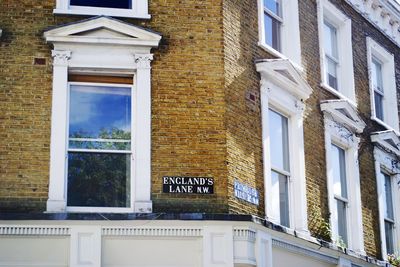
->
162 176 214 194
234 180 259 205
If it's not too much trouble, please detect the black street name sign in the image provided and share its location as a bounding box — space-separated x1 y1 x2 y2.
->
162 176 214 194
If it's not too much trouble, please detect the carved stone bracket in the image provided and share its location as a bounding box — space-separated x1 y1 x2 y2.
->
51 50 71 66
134 54 153 69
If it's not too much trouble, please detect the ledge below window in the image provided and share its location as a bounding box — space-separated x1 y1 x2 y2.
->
257 42 304 73
371 116 400 136
320 82 357 108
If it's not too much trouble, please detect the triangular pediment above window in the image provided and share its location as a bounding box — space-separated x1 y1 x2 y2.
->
255 59 313 100
371 130 400 156
320 100 366 133
44 16 161 47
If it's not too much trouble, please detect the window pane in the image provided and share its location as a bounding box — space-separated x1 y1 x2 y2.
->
337 199 348 246
271 171 290 227
70 0 131 9
264 0 281 16
331 144 347 198
383 173 394 220
374 92 384 121
326 56 338 90
323 21 338 59
264 14 281 51
385 220 395 254
269 109 289 172
69 85 131 150
67 152 130 207
372 58 384 93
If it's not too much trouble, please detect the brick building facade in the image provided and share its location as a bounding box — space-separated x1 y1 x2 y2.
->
1 0 400 266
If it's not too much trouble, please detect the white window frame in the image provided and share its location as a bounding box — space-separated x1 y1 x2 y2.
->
257 0 302 67
371 132 400 260
54 0 150 19
44 16 161 213
330 143 349 245
65 81 136 213
321 100 365 254
366 37 399 134
317 0 356 105
257 59 312 238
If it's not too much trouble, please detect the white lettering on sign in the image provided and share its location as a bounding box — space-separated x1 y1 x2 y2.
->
234 180 259 205
163 176 214 194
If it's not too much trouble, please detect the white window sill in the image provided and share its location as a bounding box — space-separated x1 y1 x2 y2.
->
320 82 357 108
53 8 151 19
371 116 400 136
66 207 135 213
258 42 304 73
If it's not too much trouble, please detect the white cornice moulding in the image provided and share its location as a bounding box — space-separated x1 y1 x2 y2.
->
345 0 400 47
320 99 366 133
44 16 161 48
0 225 70 236
371 130 400 156
256 59 313 101
102 227 203 237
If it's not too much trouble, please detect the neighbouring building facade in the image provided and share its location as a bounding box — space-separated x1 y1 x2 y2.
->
1 0 400 266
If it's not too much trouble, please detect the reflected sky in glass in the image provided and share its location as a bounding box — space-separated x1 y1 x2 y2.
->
331 144 347 198
264 0 280 16
269 109 289 172
69 85 131 140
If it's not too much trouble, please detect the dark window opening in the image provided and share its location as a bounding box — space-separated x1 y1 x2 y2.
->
70 0 131 9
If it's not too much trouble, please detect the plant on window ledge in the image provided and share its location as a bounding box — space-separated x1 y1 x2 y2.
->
388 254 400 267
335 236 347 250
309 202 332 242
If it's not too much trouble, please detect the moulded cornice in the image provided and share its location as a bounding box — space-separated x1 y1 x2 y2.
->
371 130 400 156
255 59 313 101
320 99 366 133
345 0 400 47
44 16 161 47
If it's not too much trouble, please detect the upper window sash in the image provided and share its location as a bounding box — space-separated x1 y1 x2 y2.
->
269 108 290 173
331 144 348 199
323 21 339 60
264 0 282 18
372 58 384 93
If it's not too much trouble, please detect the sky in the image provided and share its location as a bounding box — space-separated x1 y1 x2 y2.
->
69 85 131 139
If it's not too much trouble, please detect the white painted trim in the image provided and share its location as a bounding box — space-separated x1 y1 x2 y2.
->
70 226 101 267
233 228 257 265
0 222 381 266
44 17 161 47
320 83 357 108
373 147 400 260
338 257 352 267
322 110 365 254
371 130 400 156
366 37 399 133
320 100 366 133
257 60 312 236
203 226 234 267
45 18 160 213
0 225 70 236
54 0 150 19
317 0 356 103
257 0 302 66
271 238 339 265
344 0 400 48
102 227 203 237
256 231 273 267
